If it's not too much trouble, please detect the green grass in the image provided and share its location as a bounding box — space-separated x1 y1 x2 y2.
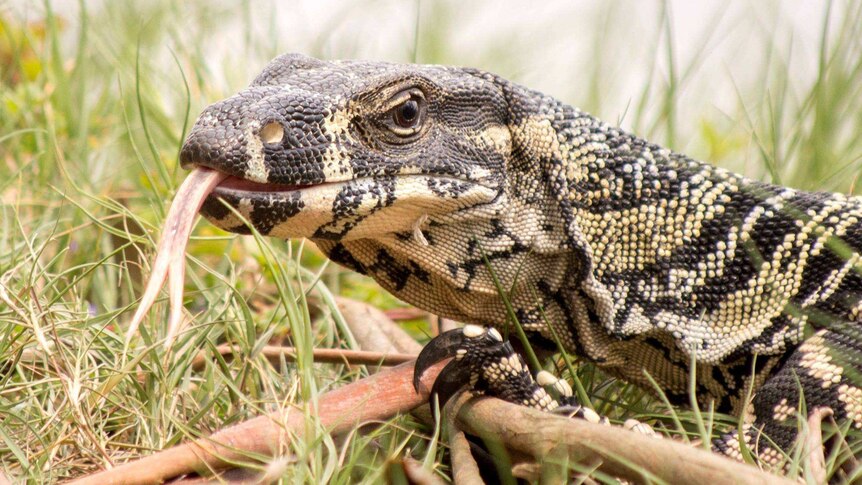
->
1 1 862 483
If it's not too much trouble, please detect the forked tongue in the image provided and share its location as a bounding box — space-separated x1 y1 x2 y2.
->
126 168 228 348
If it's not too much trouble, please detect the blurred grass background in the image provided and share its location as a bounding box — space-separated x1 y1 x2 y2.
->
1 0 861 482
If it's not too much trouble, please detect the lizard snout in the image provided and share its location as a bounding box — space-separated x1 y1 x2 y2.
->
181 88 339 187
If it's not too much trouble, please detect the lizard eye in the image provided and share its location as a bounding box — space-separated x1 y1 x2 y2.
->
393 99 420 128
384 89 426 137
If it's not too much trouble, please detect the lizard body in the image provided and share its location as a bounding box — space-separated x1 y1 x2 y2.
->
179 53 862 467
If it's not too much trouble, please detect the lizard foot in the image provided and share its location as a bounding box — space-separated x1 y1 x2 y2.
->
413 325 599 418
539 371 609 425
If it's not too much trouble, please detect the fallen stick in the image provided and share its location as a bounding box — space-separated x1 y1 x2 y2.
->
382 307 428 321
190 345 416 370
69 359 446 485
806 407 859 482
444 399 484 485
805 407 832 484
400 456 447 485
73 363 798 484
455 397 795 485
336 297 423 355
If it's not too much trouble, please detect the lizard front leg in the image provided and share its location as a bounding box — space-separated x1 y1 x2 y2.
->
413 325 610 425
416 325 862 474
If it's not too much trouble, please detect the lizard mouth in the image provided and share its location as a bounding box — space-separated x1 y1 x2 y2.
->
202 169 502 245
214 175 321 194
126 166 500 346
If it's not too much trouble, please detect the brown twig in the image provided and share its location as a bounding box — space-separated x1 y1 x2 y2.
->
806 407 833 484
382 307 428 321
69 359 447 485
455 396 795 485
444 397 484 485
806 407 860 482
166 457 292 484
190 345 415 371
336 297 422 354
400 456 447 485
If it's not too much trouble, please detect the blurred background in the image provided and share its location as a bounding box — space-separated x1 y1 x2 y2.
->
1 1 861 482
4 0 862 190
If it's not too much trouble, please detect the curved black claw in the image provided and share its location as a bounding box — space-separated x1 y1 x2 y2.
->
413 328 468 391
414 325 509 415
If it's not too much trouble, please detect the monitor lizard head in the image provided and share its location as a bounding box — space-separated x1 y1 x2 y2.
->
180 53 511 241
179 53 573 332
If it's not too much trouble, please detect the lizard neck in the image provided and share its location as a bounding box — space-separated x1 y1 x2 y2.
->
313 200 575 329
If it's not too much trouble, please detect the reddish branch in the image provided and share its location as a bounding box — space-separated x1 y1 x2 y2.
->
455 397 795 485
70 360 446 485
73 358 797 484
191 345 415 370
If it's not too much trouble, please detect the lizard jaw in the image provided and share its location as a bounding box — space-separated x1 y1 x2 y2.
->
201 173 500 241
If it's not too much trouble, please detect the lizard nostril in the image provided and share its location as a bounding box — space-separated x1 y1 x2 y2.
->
260 122 284 145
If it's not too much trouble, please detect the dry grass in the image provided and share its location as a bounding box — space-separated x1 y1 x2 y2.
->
1 1 861 482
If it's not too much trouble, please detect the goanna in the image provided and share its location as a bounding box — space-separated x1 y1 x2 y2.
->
178 53 862 467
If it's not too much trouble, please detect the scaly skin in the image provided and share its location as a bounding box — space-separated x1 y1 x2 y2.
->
179 53 862 468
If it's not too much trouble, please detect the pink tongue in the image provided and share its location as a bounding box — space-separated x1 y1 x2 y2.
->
126 168 229 347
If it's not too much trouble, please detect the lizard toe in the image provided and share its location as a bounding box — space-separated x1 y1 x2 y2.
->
414 327 469 391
